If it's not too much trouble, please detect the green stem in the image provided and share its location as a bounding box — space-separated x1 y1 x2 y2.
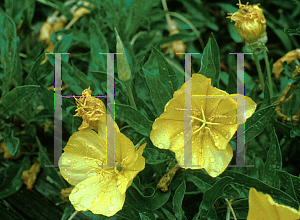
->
263 50 274 98
123 81 137 110
253 53 264 94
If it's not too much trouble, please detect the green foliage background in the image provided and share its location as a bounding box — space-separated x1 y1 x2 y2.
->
0 0 300 219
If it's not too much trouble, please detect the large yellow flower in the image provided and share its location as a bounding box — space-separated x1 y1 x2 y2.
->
247 188 300 220
59 117 146 216
150 74 256 177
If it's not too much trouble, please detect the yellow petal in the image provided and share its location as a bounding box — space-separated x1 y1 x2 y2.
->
173 133 233 177
69 175 125 216
230 94 257 124
247 188 300 220
59 129 107 185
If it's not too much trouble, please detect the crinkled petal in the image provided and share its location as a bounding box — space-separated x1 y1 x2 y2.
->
69 175 125 216
247 188 300 220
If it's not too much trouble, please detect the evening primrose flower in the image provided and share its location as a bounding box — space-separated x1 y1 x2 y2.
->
227 0 267 53
59 117 146 216
150 74 256 177
74 86 106 130
247 188 300 220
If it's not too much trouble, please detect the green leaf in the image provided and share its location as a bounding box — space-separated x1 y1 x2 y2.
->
0 85 40 116
193 176 233 220
242 104 277 144
36 137 67 189
115 103 153 137
263 128 282 188
276 170 298 202
221 170 299 209
0 8 22 96
173 180 187 220
161 207 177 220
284 22 300 36
142 68 172 116
3 126 20 157
116 28 132 82
61 201 75 220
89 19 109 72
0 156 30 199
143 147 173 164
260 80 271 108
52 33 73 62
198 33 220 87
152 47 179 92
129 182 171 210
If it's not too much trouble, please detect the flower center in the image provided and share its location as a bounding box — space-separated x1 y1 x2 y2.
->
191 107 220 134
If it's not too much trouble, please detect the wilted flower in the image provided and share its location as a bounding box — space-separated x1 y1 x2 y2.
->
273 49 300 79
150 74 256 177
247 188 300 220
22 159 41 190
74 86 106 130
59 117 146 216
227 0 267 53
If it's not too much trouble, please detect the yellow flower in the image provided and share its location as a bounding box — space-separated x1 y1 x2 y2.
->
74 86 106 130
227 1 267 53
150 74 256 177
59 116 146 216
247 188 300 220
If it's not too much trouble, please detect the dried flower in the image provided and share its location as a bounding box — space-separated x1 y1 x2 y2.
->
273 49 300 79
59 116 146 216
150 74 256 177
74 86 106 130
22 159 41 190
247 188 300 219
227 0 267 53
0 141 13 159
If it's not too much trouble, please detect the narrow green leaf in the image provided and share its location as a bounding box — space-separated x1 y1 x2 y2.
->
263 127 282 188
142 68 172 116
3 126 20 157
0 156 30 199
115 103 153 137
0 85 40 115
0 9 22 96
173 180 186 220
152 47 179 92
116 28 132 82
261 80 271 108
243 104 277 144
161 207 177 220
193 176 233 220
198 33 220 87
90 19 109 72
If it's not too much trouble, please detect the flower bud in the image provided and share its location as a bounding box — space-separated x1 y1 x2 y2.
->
227 1 267 53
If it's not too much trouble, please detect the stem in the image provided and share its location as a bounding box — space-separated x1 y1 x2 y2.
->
36 0 60 10
225 199 237 220
67 210 78 220
123 81 137 110
263 49 274 98
253 53 264 94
